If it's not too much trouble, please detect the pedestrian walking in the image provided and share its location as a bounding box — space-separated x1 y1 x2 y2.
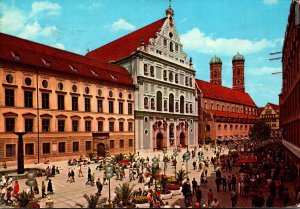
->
282 188 290 206
78 165 84 177
222 176 227 192
215 177 221 192
192 178 197 195
51 165 55 177
228 176 232 191
5 187 13 206
232 174 236 192
67 169 71 182
195 186 202 203
47 179 54 194
231 190 238 207
41 181 46 198
13 180 19 198
96 178 102 195
207 189 214 206
71 169 75 182
210 198 220 208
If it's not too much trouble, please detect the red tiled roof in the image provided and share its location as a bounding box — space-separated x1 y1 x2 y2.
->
86 17 167 62
206 109 257 120
0 33 133 86
268 103 280 113
196 79 257 107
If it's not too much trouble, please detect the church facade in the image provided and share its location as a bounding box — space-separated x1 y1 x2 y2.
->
87 7 198 151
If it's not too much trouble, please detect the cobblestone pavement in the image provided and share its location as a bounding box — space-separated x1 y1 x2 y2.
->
1 146 298 208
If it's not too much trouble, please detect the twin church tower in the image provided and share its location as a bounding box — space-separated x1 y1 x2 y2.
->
209 53 245 92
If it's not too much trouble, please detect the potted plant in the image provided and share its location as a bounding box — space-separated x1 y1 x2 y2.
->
132 196 149 208
175 169 187 185
114 182 134 207
157 189 172 200
75 194 106 208
166 176 178 184
166 184 182 196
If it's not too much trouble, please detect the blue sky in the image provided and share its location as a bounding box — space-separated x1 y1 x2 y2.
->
0 0 290 107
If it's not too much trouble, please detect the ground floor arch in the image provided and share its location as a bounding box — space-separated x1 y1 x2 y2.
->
179 132 186 147
97 143 106 157
156 132 164 150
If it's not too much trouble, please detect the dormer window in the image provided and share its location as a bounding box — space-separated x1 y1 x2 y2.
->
175 44 178 52
163 39 167 47
170 42 173 52
91 69 98 76
169 32 173 39
41 58 50 67
110 74 116 80
11 52 20 60
69 65 77 72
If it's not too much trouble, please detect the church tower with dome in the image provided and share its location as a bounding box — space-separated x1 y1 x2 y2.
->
209 55 222 86
232 52 245 92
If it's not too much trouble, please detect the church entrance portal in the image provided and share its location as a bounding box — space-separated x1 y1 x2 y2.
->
180 132 185 147
97 143 106 157
156 132 164 150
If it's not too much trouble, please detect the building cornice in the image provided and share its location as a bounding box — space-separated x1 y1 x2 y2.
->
134 110 198 120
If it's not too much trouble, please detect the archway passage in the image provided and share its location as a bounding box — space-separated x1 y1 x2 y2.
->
180 132 185 147
97 143 105 157
156 132 164 150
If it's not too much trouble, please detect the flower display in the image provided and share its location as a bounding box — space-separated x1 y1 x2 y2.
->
166 184 180 190
166 176 177 184
158 190 171 194
132 196 148 204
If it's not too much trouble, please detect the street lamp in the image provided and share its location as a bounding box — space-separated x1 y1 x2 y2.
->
183 150 190 178
173 149 178 178
152 156 159 192
105 164 113 206
14 130 27 174
25 171 36 208
162 147 167 175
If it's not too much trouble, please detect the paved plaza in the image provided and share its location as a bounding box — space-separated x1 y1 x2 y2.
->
1 146 298 208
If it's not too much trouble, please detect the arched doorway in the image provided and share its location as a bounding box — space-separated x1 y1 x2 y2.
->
156 132 164 150
180 132 185 147
97 143 105 157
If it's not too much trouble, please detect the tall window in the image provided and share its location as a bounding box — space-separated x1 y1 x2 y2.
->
119 122 124 131
110 140 114 149
25 119 33 132
42 93 49 109
6 144 16 157
175 102 179 112
129 139 133 147
163 70 167 80
73 142 79 152
98 121 103 132
151 98 155 110
189 77 192 87
169 93 174 112
109 121 114 132
25 143 34 155
180 96 184 113
72 97 78 111
128 103 133 115
119 139 124 148
164 100 168 111
128 122 133 131
170 42 173 52
185 77 188 86
5 89 14 106
42 119 50 132
190 104 193 113
86 141 92 151
156 91 162 111
186 103 189 113
144 97 149 109
58 142 65 153
85 121 91 132
144 64 148 75
97 100 103 112
5 118 15 132
175 74 179 84
109 101 114 113
150 66 155 77
119 102 123 114
85 98 91 112
72 120 78 132
42 143 50 154
57 95 65 110
58 120 65 132
24 91 33 108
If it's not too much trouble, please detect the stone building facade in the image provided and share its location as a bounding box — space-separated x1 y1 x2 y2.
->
0 33 134 164
280 0 300 183
258 103 280 132
87 7 198 151
197 54 258 143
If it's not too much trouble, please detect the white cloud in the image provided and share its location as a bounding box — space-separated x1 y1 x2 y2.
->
180 28 281 56
31 1 61 16
52 43 65 50
0 6 26 33
263 0 278 5
247 66 282 75
111 18 135 32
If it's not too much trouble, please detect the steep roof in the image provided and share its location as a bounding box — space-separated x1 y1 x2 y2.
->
196 79 257 107
206 109 257 120
0 33 133 86
86 17 167 62
268 103 280 113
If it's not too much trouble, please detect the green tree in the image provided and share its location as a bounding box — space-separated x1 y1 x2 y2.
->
176 169 187 185
249 120 271 141
127 152 136 163
114 182 135 206
76 194 106 208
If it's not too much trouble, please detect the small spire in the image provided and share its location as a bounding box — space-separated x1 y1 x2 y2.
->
189 57 193 64
169 0 172 8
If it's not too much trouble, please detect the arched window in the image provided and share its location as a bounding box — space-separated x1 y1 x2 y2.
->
189 77 192 87
169 123 174 138
222 105 224 111
150 66 155 77
211 103 213 110
224 124 228 130
235 125 238 130
169 72 173 82
151 98 155 110
185 77 188 86
186 103 189 113
163 38 167 47
169 93 174 112
227 106 230 111
245 125 248 130
156 91 162 111
218 124 222 130
144 97 149 109
175 74 179 83
170 42 173 52
163 70 167 80
175 102 179 112
216 104 219 110
164 100 168 111
190 104 193 113
240 125 243 130
180 96 184 113
204 102 207 109
205 125 211 132
144 64 148 75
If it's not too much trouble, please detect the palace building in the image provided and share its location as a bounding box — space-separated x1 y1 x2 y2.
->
197 54 258 143
0 33 134 164
87 7 198 151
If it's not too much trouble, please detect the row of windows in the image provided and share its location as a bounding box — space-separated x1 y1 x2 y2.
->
5 118 133 133
5 89 133 114
143 64 193 87
204 101 256 115
143 93 192 113
217 124 251 131
5 74 132 100
5 139 133 157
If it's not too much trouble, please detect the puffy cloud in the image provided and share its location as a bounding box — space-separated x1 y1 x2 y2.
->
247 66 282 75
111 18 136 32
180 28 281 56
0 5 27 33
18 22 59 39
263 0 278 5
31 1 61 16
